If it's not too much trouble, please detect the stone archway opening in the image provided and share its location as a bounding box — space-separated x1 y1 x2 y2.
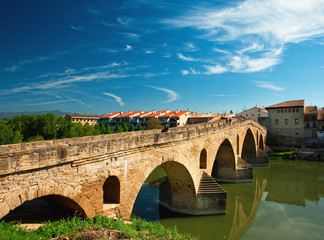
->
132 161 196 220
200 149 207 169
242 129 257 164
212 139 236 181
103 176 120 204
1 195 86 223
259 134 264 150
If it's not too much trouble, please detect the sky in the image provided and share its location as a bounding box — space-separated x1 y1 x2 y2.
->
0 0 324 115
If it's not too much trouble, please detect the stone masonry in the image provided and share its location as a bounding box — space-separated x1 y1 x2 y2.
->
0 118 268 220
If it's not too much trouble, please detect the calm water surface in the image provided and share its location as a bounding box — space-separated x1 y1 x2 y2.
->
132 160 324 240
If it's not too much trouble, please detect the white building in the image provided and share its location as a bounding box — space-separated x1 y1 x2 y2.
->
237 106 268 122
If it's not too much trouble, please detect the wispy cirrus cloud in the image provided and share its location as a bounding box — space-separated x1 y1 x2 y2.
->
5 51 68 72
103 92 124 106
177 53 196 61
204 65 228 74
165 0 324 73
213 94 235 97
69 25 85 31
66 96 93 108
125 44 133 51
145 85 179 103
117 17 134 25
253 81 285 91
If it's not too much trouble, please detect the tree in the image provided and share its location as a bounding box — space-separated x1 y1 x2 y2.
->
146 118 163 130
106 125 112 134
83 123 95 136
99 124 107 134
0 120 13 145
136 123 143 131
115 124 123 133
129 123 135 131
122 122 129 132
27 135 44 142
12 131 23 143
94 124 101 135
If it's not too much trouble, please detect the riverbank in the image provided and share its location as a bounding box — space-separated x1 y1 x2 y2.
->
0 215 198 240
269 150 324 162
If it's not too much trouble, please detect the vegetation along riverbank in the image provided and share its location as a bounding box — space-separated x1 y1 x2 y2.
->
0 215 198 240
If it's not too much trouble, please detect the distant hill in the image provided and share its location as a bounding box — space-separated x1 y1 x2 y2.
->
0 110 69 120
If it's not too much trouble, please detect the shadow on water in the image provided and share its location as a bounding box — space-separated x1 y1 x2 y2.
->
132 160 324 240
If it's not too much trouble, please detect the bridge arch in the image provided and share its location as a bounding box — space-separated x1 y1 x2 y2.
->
103 176 120 204
0 184 95 220
212 139 236 181
259 134 264 150
124 160 197 218
200 148 207 169
241 128 257 164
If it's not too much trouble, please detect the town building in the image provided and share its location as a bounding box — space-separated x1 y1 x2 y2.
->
65 113 101 126
261 99 322 148
187 113 219 124
318 109 324 148
262 100 305 147
236 106 268 122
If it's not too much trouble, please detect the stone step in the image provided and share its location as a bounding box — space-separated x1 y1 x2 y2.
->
197 172 226 195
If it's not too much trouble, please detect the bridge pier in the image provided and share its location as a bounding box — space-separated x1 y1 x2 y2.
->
159 172 227 215
254 147 270 166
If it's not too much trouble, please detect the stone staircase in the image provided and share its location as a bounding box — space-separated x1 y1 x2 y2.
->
197 172 226 195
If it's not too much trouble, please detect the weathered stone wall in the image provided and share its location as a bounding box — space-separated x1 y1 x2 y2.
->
0 119 268 220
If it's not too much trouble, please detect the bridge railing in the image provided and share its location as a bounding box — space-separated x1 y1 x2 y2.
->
0 117 267 176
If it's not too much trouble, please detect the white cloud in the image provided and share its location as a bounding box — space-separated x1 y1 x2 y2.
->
103 92 125 106
65 96 93 108
165 0 324 72
117 17 133 25
5 51 68 72
204 64 228 74
181 70 189 75
183 42 199 52
125 45 132 51
69 25 84 31
177 53 196 61
122 32 140 41
253 81 285 91
145 85 179 103
145 49 154 54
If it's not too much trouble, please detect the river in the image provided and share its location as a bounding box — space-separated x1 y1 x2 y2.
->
132 160 324 240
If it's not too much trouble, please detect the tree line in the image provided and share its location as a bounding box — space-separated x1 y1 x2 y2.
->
0 113 153 145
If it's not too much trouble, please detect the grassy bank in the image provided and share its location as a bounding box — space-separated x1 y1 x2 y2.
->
269 151 297 165
0 215 198 240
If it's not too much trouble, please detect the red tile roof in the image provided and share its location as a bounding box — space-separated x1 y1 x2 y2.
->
304 106 318 115
266 100 304 109
100 112 121 118
171 111 190 117
318 110 324 121
115 111 141 118
144 110 166 117
160 111 175 117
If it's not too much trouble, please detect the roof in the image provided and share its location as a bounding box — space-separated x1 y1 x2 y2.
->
101 112 121 118
318 110 324 121
304 106 318 115
160 111 175 117
189 113 218 118
68 113 101 118
209 116 222 122
144 110 166 117
134 111 151 117
115 111 141 118
171 111 190 117
266 100 305 109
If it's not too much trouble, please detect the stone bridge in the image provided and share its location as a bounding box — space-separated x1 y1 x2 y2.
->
0 118 268 220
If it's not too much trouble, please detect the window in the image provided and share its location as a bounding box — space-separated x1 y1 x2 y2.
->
281 109 283 113
296 129 299 136
285 119 288 125
258 114 260 116
292 109 295 113
288 109 291 113
252 114 254 116
285 109 287 113
296 108 299 112
275 119 279 125
313 123 317 128
277 109 280 113
295 118 299 125
258 109 260 112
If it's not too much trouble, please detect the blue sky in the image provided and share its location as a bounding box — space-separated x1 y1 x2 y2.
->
1 0 324 114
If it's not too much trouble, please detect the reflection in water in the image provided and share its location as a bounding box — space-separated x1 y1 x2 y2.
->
132 160 324 240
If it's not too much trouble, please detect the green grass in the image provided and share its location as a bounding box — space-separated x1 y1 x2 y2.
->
0 215 198 240
269 151 297 165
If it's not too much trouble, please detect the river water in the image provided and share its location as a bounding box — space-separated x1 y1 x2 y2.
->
132 160 324 240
